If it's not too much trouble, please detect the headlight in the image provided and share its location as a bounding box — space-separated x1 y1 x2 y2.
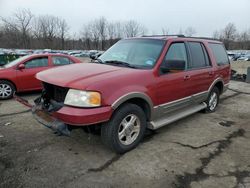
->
64 89 101 107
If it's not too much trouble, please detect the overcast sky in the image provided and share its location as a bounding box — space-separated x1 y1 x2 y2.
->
0 0 249 37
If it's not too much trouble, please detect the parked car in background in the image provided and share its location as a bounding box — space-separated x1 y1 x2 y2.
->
227 52 241 61
73 52 90 57
0 54 81 99
237 54 250 61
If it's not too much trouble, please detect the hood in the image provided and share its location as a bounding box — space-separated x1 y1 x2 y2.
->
37 63 141 90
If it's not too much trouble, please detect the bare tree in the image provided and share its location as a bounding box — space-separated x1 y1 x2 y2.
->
57 18 69 49
221 23 237 49
222 23 237 41
1 8 33 48
80 24 92 49
185 27 196 37
107 22 116 40
107 21 123 46
237 30 250 49
33 15 61 48
212 30 221 39
124 20 146 38
162 27 169 35
94 17 107 50
114 22 124 39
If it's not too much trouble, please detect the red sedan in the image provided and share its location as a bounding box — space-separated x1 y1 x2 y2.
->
0 53 82 99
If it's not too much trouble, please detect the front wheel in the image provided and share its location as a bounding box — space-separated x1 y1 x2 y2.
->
101 103 146 154
205 87 220 113
0 80 15 100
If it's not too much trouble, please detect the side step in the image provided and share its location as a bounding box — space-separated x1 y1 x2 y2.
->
148 102 207 130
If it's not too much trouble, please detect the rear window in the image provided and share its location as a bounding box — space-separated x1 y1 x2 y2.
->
209 43 229 65
188 42 207 68
52 56 72 66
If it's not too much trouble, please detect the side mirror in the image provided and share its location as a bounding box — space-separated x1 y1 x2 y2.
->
18 64 25 70
161 60 186 73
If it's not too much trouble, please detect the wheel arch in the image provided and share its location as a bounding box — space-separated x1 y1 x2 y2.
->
111 92 154 121
0 79 17 91
208 78 224 95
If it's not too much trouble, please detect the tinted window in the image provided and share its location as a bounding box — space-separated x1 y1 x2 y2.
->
201 44 211 66
209 43 229 65
25 57 48 68
52 56 72 66
188 42 207 68
165 43 187 63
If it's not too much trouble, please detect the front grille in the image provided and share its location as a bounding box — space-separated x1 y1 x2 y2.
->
43 82 68 103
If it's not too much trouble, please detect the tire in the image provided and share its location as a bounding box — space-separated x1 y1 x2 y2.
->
0 80 15 100
204 87 220 113
101 103 147 154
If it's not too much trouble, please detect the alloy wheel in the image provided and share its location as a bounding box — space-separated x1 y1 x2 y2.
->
0 84 12 98
118 114 141 145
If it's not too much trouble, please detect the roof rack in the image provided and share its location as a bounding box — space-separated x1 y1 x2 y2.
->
183 36 220 41
141 35 220 41
141 34 185 37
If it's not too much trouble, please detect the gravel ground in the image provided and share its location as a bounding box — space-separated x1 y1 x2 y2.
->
0 80 250 188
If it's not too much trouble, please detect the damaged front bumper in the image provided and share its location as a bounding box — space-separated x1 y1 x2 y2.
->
14 94 71 136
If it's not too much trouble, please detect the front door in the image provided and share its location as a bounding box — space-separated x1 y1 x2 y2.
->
154 42 191 116
16 56 50 91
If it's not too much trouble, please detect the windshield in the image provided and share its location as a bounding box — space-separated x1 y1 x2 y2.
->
99 39 165 69
4 55 30 68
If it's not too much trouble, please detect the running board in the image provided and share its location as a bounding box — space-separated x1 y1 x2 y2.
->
148 102 207 130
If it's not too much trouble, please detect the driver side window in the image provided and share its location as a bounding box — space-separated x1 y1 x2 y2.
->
161 42 187 74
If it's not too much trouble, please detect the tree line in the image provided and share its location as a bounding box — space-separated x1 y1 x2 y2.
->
0 9 249 50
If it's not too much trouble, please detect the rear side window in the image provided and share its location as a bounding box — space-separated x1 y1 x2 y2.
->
209 43 229 65
188 42 207 68
52 56 72 66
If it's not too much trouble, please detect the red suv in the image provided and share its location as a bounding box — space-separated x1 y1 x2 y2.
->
16 36 230 153
0 53 81 99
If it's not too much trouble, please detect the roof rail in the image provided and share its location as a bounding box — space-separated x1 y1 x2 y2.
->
141 34 185 37
141 35 220 41
184 36 220 41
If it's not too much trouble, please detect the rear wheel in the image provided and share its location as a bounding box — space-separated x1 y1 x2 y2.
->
0 80 15 100
101 103 146 154
204 87 220 113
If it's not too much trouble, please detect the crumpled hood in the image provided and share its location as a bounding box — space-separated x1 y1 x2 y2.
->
36 63 139 90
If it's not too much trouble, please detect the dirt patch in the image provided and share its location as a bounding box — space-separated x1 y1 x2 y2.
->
231 61 250 74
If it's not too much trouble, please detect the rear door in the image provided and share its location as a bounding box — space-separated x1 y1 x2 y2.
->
16 56 50 91
185 42 215 103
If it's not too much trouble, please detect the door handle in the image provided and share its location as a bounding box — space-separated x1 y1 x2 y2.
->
184 75 191 80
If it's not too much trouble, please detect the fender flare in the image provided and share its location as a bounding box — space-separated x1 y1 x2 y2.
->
208 78 224 94
111 92 154 112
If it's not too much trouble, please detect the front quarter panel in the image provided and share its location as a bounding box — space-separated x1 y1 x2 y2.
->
85 70 157 110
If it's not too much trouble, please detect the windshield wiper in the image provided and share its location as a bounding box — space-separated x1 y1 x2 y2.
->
104 60 137 68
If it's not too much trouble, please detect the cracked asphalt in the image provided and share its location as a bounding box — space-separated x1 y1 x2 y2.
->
0 80 250 188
